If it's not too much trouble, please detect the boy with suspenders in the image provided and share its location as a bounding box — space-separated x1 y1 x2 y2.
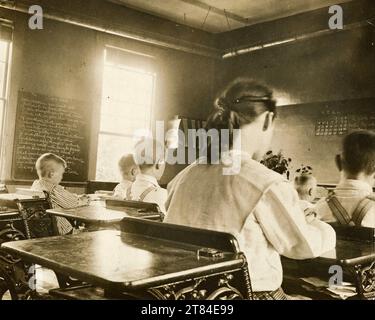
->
294 174 318 212
125 138 168 214
113 154 140 199
312 131 375 227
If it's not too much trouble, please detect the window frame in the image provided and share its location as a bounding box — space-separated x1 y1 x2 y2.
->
0 36 13 174
95 47 157 182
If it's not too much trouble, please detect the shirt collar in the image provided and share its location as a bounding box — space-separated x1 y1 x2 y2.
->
136 173 159 187
40 178 57 188
196 150 253 165
221 149 272 170
195 149 283 177
337 179 373 194
33 178 57 193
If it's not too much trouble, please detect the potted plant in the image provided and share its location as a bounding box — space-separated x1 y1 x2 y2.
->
261 150 292 179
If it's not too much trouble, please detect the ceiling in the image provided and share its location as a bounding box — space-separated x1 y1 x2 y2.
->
108 0 352 33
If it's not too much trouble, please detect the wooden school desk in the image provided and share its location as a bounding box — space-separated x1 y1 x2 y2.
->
0 193 48 232
0 210 22 246
1 218 252 300
0 193 42 210
46 206 129 229
0 195 53 242
282 225 375 300
46 200 163 229
104 199 163 221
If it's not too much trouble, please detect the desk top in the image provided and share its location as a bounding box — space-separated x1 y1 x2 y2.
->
1 230 242 290
0 193 38 210
0 193 37 201
283 238 374 267
0 210 19 220
46 206 127 224
319 239 375 266
47 204 160 224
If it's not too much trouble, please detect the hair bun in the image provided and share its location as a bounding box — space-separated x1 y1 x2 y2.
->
216 97 230 110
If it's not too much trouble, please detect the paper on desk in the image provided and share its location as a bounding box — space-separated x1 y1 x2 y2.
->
301 277 328 288
326 285 357 299
301 277 357 299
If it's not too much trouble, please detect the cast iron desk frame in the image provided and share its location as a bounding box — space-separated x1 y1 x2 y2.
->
1 218 253 300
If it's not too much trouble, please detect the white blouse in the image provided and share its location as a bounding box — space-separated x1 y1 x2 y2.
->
165 152 336 292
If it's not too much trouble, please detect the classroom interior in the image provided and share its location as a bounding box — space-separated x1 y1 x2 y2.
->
0 0 374 301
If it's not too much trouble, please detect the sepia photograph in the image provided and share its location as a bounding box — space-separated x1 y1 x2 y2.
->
0 0 374 308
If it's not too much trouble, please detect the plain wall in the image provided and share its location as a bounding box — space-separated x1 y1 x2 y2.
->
216 11 375 184
217 26 375 105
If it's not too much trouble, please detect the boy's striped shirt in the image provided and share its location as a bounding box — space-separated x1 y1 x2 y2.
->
31 179 80 235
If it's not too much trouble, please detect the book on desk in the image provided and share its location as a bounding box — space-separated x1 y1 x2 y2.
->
282 224 375 300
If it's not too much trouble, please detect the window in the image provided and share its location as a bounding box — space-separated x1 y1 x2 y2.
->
0 22 13 169
96 47 156 181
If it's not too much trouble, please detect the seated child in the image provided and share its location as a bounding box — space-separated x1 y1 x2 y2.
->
31 153 90 235
313 130 375 227
294 174 317 213
113 154 139 199
126 138 167 213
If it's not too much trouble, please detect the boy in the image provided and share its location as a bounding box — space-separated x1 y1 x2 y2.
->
113 154 139 199
313 130 375 227
126 138 167 213
31 153 90 235
294 174 318 212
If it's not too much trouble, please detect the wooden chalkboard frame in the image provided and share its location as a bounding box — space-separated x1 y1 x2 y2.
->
11 91 90 183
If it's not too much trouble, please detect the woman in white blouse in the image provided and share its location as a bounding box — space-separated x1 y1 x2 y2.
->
164 78 336 300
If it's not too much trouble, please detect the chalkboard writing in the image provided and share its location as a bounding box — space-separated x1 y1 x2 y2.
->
12 91 89 182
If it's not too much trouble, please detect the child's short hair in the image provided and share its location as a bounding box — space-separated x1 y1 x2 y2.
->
341 130 375 176
35 153 67 177
294 174 317 198
118 154 137 175
134 138 165 171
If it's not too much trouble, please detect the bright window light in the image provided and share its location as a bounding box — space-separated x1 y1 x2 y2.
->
0 39 11 160
96 48 155 182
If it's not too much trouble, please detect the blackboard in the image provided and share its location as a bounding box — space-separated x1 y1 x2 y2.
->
12 91 89 182
271 98 375 184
